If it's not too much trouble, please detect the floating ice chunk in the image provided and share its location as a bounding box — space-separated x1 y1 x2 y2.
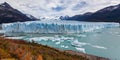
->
6 37 23 39
76 47 86 53
64 46 69 48
72 40 89 47
92 45 107 50
77 34 87 37
60 36 74 40
60 45 69 48
29 37 55 42
55 42 61 45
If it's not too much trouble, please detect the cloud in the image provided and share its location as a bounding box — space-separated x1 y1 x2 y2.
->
52 6 66 11
0 0 120 18
72 1 87 10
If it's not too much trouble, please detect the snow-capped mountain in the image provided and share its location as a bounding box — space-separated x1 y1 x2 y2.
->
97 4 120 13
0 2 36 23
61 4 120 22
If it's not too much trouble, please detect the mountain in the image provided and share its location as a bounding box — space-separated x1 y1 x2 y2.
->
0 2 36 23
60 12 93 21
86 4 120 22
61 4 120 23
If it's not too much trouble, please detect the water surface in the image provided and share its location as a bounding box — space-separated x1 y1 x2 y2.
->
5 28 120 60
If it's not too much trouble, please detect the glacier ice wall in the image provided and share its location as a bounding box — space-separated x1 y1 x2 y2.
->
2 21 120 33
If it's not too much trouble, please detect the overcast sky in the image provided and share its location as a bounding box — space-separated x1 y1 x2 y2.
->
0 0 120 18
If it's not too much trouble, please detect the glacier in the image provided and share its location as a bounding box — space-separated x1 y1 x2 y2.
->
2 21 120 33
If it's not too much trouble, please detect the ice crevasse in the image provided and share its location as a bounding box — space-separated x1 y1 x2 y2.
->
2 20 120 33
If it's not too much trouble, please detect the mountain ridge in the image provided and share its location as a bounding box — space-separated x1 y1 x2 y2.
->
60 4 120 23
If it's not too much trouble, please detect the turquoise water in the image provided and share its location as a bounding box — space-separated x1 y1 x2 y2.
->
5 28 120 60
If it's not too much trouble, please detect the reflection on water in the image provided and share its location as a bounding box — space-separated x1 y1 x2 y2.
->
4 28 120 60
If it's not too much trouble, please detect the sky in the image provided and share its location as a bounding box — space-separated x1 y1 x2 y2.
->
0 0 120 18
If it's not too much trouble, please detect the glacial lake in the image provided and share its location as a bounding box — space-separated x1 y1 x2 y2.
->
4 27 120 60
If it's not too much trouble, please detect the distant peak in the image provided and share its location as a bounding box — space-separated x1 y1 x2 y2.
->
97 4 120 13
0 2 12 8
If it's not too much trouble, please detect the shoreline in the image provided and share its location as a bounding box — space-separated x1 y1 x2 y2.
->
0 37 109 60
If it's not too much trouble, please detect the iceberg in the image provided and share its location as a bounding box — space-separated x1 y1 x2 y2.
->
2 20 120 33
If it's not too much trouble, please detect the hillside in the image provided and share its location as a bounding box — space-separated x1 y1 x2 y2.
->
0 37 109 60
